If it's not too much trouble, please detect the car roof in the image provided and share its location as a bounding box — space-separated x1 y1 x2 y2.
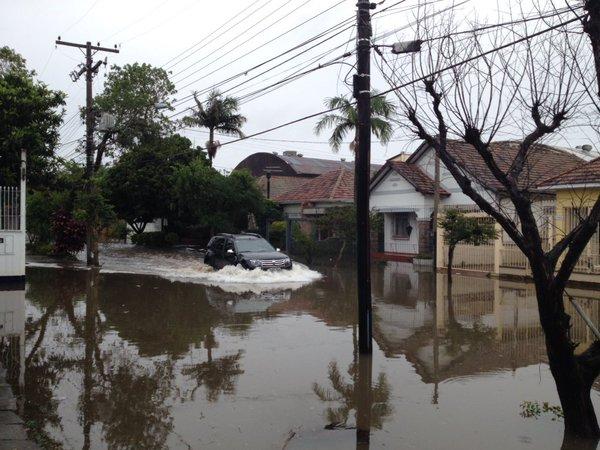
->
216 233 263 240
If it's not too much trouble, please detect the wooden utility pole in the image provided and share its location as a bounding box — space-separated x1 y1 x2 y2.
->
354 0 373 354
55 39 119 266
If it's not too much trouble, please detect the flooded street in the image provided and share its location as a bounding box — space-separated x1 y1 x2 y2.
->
3 247 600 449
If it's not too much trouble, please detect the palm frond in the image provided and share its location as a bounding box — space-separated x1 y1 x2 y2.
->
314 114 345 135
371 117 394 145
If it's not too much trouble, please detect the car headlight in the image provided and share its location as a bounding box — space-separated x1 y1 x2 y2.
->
248 259 262 267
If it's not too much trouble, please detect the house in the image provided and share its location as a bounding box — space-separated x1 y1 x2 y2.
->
234 150 364 199
274 163 382 239
274 167 355 237
539 157 600 274
370 140 584 258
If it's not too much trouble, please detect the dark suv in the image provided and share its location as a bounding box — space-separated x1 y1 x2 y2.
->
204 233 292 270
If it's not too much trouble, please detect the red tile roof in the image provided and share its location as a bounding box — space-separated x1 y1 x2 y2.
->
274 168 355 204
539 157 600 187
387 161 450 196
408 140 585 191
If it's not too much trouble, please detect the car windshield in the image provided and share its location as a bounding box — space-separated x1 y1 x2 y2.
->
235 238 276 253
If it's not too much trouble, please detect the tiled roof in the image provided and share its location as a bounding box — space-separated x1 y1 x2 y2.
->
408 140 585 191
539 157 600 187
388 161 450 196
256 175 310 198
274 168 355 204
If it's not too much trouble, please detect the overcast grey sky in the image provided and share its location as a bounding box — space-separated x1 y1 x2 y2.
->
1 0 593 170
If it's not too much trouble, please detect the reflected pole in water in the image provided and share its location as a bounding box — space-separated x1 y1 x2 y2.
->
356 353 373 449
83 268 100 450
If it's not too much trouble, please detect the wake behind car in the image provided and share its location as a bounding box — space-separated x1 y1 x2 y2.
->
204 233 292 270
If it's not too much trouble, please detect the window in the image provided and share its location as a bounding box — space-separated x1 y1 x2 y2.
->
224 239 235 253
234 238 275 253
393 213 412 239
209 237 223 251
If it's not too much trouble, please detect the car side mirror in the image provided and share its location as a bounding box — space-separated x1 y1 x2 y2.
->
227 249 234 254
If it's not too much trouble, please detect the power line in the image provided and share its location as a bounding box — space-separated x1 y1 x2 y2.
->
62 0 100 34
173 10 353 94
172 0 409 106
163 0 275 71
169 23 355 117
171 0 304 83
216 15 581 149
170 0 347 97
101 0 170 42
120 0 203 44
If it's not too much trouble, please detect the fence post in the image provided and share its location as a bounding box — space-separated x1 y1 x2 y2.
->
493 222 502 276
436 214 444 271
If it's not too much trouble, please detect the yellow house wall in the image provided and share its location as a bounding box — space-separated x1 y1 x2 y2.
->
555 188 600 240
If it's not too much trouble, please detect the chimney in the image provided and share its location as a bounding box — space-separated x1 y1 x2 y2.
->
391 152 410 162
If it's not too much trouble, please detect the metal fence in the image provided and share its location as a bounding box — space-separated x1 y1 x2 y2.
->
0 187 20 231
384 241 419 254
565 207 600 275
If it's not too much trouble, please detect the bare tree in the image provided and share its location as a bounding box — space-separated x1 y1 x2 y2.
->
376 2 600 438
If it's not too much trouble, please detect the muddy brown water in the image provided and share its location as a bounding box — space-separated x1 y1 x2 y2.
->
3 247 600 449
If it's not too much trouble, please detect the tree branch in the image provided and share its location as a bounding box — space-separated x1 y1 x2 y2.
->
554 196 600 293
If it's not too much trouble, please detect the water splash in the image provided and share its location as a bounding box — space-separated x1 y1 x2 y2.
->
27 244 322 292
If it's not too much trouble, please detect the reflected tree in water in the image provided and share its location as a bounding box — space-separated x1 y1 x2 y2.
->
181 329 244 402
312 360 392 430
89 358 175 450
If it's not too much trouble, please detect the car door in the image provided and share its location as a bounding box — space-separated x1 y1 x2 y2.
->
223 238 237 267
208 237 224 268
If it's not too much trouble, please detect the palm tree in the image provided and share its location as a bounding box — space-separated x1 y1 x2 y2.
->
183 90 246 166
314 93 396 152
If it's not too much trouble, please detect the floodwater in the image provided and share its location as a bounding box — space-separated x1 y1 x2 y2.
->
3 246 600 449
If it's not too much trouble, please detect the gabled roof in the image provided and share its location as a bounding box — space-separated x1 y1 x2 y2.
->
274 168 355 204
539 157 600 188
407 140 584 192
371 161 450 197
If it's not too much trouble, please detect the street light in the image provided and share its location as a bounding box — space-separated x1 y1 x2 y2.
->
391 40 422 55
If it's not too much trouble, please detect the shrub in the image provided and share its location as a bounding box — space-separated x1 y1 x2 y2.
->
131 231 165 247
51 209 86 257
164 232 179 246
131 231 179 247
106 221 128 241
269 221 286 249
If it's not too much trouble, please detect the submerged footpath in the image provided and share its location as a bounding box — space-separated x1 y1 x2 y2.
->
0 365 39 450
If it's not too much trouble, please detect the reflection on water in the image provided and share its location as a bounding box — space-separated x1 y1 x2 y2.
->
1 260 600 449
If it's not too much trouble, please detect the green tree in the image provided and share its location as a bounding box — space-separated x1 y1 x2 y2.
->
171 163 265 237
0 46 65 187
93 63 176 163
182 90 246 167
438 209 497 282
314 92 396 152
102 134 203 233
317 206 383 266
